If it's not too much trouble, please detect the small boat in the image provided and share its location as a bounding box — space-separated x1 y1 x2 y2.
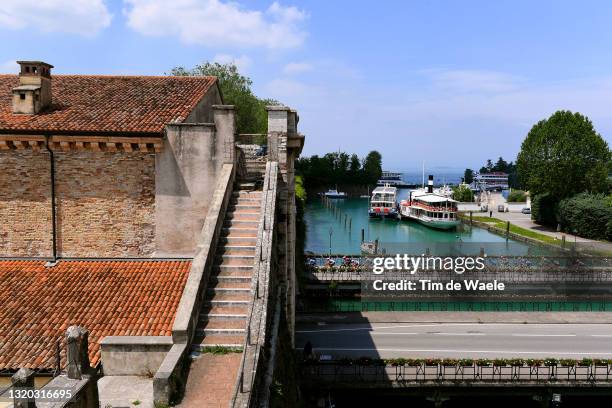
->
320 188 347 199
399 175 460 230
368 184 398 218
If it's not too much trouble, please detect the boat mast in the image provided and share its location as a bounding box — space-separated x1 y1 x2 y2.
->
421 161 425 188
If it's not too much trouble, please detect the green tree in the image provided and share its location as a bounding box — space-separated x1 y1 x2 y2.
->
362 151 383 185
463 168 475 184
493 157 509 172
348 154 361 179
517 110 611 200
169 62 279 134
452 184 474 202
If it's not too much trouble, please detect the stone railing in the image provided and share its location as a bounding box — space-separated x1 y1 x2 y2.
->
3 326 98 408
153 162 236 405
231 161 279 408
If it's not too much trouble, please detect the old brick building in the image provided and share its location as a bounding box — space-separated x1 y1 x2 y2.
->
0 61 237 384
0 61 235 259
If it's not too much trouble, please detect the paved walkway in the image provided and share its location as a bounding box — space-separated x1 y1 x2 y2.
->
178 354 242 408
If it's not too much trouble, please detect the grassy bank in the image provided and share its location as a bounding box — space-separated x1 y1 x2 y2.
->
461 215 562 247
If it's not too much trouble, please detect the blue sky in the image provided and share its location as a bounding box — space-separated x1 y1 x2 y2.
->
2 1 612 172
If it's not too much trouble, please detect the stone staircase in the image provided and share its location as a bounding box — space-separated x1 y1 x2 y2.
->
191 182 263 354
245 158 267 181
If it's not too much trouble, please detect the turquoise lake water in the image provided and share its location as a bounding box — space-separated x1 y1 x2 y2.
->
304 190 550 256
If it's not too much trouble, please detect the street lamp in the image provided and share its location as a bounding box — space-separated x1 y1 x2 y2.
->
329 227 333 257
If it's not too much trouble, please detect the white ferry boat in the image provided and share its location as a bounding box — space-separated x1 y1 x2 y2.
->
320 188 347 199
377 170 403 186
368 184 398 218
399 175 459 230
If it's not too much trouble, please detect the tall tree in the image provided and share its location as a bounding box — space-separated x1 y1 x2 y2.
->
493 157 509 172
517 110 611 199
463 168 475 184
169 62 279 134
362 151 383 185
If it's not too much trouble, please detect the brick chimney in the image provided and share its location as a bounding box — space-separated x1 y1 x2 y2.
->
12 61 53 114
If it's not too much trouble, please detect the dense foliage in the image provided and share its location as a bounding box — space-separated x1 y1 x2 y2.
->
452 184 474 202
530 193 558 225
463 168 474 184
169 62 279 134
557 193 612 240
507 189 527 202
296 150 383 189
516 110 610 200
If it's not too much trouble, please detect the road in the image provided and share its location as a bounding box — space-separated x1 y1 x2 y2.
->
296 322 612 359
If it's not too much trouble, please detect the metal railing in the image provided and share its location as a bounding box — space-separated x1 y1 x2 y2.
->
231 161 278 407
302 362 612 385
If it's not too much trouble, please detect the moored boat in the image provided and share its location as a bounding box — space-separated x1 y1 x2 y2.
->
399 175 460 230
320 188 347 199
368 184 398 218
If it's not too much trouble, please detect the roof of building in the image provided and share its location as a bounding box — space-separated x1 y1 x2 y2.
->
0 259 191 372
0 75 216 136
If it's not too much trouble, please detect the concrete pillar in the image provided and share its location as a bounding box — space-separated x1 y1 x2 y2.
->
266 106 302 346
11 368 35 408
66 325 90 380
213 105 236 164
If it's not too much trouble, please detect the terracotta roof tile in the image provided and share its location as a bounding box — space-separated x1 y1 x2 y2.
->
0 259 191 372
0 75 216 135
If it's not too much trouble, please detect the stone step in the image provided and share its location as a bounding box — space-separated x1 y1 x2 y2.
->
236 182 257 191
212 265 254 274
226 212 260 221
223 219 259 228
211 281 251 289
200 312 247 321
205 292 251 306
217 245 256 255
214 256 254 267
209 275 252 284
202 305 249 316
232 191 263 198
221 227 258 238
229 203 262 210
207 286 251 295
197 319 246 335
219 236 257 246
191 335 244 351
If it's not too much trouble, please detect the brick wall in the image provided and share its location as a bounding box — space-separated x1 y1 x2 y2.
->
0 150 156 258
0 150 53 256
55 151 156 257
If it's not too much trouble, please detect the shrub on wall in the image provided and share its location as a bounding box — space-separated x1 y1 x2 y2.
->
557 193 612 240
530 193 557 225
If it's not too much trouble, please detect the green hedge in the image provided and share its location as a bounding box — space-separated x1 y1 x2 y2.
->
557 193 612 240
531 193 557 225
507 189 527 202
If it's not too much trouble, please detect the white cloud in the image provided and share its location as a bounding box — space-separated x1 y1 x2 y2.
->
282 62 312 75
124 0 307 49
0 0 112 36
0 60 19 74
426 69 524 93
213 54 252 72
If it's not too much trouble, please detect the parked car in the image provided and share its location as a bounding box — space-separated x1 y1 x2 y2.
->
497 205 505 212
480 204 488 212
521 207 531 214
